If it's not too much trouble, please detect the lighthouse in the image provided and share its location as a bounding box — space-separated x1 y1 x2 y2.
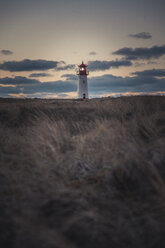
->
77 61 89 99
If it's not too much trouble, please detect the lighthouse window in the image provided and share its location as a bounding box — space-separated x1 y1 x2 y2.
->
82 67 84 71
83 80 85 83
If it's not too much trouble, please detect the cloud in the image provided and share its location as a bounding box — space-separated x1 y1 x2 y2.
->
0 84 21 95
132 69 165 77
61 74 77 80
8 92 77 99
134 62 146 67
0 76 76 96
0 59 59 72
1 73 165 98
56 63 75 71
88 74 165 95
0 76 39 85
147 61 158 65
29 73 52 77
99 91 165 98
113 45 165 60
89 51 96 56
87 60 132 71
8 93 27 98
129 32 152 39
0 49 13 55
0 59 75 72
0 59 77 72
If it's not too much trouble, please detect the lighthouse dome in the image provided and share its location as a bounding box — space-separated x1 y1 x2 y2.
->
79 61 87 68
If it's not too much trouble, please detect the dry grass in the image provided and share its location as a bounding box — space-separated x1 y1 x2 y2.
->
0 96 165 248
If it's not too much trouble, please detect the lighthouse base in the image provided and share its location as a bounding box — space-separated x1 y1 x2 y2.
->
78 75 88 99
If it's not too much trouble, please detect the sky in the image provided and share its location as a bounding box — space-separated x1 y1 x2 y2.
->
0 0 165 98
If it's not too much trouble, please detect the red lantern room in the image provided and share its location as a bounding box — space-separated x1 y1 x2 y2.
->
77 61 89 75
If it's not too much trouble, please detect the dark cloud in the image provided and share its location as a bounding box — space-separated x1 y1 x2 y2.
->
0 76 39 85
56 64 75 71
113 45 165 60
0 49 13 55
0 86 20 96
88 74 165 94
129 32 152 39
0 59 58 72
29 73 52 78
134 62 146 67
61 74 77 81
0 59 75 72
89 51 96 56
147 61 158 65
87 60 132 71
1 72 165 98
0 76 76 96
33 81 76 94
132 69 165 77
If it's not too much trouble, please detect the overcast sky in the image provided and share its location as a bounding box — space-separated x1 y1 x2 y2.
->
0 0 165 98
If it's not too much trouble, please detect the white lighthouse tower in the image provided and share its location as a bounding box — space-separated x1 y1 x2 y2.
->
77 61 89 99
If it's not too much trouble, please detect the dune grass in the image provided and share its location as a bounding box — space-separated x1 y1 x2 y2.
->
0 96 165 248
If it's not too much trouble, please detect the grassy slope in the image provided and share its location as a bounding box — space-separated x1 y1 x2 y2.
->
0 96 165 248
